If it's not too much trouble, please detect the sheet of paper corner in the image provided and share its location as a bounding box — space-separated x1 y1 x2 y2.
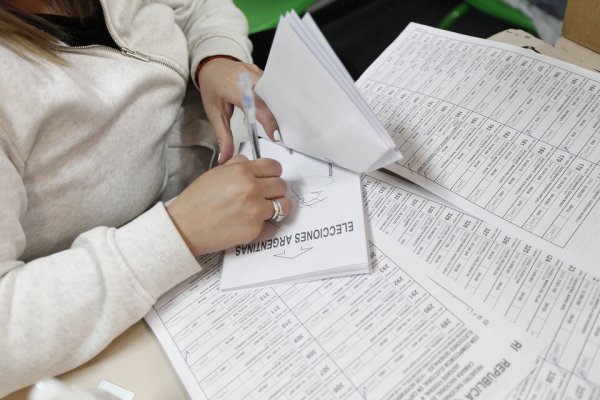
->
98 379 135 400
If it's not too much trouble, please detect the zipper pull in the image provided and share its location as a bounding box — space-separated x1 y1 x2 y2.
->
121 47 150 62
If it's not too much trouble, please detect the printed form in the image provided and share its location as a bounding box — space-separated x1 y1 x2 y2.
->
357 24 600 273
364 170 600 399
145 248 538 400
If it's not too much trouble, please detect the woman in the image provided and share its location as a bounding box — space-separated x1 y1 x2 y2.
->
0 0 291 395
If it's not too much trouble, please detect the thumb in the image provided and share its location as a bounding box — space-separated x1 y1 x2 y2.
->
207 107 235 164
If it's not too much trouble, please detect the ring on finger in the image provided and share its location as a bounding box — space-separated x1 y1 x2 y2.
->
270 199 285 222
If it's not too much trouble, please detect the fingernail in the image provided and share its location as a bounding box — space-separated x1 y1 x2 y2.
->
273 130 281 142
218 153 222 164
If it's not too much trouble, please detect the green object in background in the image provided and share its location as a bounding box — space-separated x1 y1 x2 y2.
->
234 0 316 34
439 0 537 35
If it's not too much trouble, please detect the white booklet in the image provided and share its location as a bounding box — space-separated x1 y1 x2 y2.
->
255 11 402 173
220 139 369 290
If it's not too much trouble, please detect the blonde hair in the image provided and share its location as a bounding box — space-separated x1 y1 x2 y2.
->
0 0 95 63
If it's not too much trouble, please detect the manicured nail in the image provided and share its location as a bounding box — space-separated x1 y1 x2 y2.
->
273 130 281 142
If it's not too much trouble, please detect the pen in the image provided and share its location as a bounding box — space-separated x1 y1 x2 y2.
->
238 72 261 159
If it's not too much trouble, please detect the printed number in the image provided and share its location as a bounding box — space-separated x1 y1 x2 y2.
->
538 146 547 155
332 383 345 394
259 292 271 302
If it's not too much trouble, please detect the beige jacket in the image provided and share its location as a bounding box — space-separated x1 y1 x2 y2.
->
0 0 252 395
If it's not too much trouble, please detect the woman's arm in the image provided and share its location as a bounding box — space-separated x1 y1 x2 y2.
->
0 140 200 396
0 141 291 397
155 0 279 162
157 0 253 70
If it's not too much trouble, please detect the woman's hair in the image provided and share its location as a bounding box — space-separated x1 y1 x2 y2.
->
0 0 95 63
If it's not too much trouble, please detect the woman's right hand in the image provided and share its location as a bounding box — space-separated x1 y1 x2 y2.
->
166 155 292 257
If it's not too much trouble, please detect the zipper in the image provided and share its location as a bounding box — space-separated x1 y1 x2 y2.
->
121 47 151 62
56 0 187 81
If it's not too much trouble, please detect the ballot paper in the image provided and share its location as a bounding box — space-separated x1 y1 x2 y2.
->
364 170 600 399
357 23 600 274
220 139 369 290
254 12 402 173
145 242 540 400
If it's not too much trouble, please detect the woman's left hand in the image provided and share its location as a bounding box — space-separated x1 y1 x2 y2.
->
197 58 278 164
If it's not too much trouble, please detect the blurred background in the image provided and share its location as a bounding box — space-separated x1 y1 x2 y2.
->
244 0 568 79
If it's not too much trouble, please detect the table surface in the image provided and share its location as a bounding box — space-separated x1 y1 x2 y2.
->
4 321 188 400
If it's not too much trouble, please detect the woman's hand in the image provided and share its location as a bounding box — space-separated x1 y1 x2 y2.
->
166 155 292 257
197 58 278 164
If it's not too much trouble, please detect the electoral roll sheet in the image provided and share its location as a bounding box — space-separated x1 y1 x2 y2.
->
364 170 600 400
146 246 538 400
357 23 600 274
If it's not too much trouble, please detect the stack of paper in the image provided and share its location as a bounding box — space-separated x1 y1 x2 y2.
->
220 139 370 290
255 11 402 173
221 139 369 290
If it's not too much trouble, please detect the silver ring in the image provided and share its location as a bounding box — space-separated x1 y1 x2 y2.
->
270 199 285 222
